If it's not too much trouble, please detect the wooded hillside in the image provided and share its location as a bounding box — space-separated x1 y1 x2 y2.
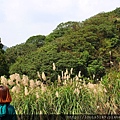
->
1 7 120 81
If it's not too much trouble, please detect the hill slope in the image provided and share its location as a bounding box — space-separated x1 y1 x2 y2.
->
4 7 120 80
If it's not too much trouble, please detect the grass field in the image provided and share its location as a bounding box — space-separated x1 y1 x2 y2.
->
0 68 120 115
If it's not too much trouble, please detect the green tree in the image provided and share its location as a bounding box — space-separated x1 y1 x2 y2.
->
0 42 9 77
87 59 105 80
26 35 46 47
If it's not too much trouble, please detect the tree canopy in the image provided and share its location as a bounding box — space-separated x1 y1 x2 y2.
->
3 8 120 81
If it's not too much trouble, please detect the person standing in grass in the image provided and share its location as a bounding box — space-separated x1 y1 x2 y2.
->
0 85 18 120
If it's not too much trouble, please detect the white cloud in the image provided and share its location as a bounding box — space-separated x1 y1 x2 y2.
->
27 0 74 13
0 0 120 47
77 0 120 20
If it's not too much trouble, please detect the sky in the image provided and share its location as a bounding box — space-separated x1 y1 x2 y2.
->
0 0 120 47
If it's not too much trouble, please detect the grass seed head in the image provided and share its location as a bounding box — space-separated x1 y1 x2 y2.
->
75 75 79 81
103 88 107 93
15 73 21 84
37 71 41 79
93 74 95 79
11 85 20 93
41 83 47 93
93 88 97 94
67 75 70 80
36 80 41 86
73 88 80 95
57 75 61 83
87 82 96 89
22 75 29 86
36 92 39 99
53 63 56 71
10 74 16 81
40 110 42 114
78 71 81 78
42 72 46 81
30 80 36 89
55 91 59 98
65 69 68 75
0 76 8 85
25 87 29 96
63 80 67 85
11 86 17 93
97 106 100 109
70 68 73 74
8 79 15 86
